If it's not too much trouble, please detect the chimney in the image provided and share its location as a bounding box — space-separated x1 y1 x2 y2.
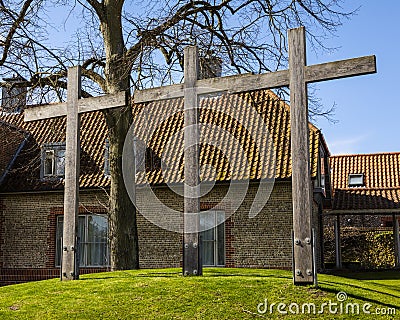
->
199 53 222 79
1 75 27 113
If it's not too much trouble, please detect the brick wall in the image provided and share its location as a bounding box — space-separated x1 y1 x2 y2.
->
0 190 111 285
0 180 323 284
230 182 294 269
0 191 111 268
0 197 3 269
135 181 298 269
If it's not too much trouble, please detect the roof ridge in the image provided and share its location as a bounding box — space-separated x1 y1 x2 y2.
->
330 151 400 158
335 187 400 191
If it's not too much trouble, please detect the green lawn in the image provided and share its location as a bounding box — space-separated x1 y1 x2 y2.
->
0 268 399 319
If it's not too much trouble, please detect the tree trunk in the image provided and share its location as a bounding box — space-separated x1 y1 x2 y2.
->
100 1 139 270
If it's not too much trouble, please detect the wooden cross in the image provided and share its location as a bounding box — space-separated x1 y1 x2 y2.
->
135 26 376 283
24 66 126 281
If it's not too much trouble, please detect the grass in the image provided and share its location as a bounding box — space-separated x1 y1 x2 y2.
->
0 268 399 319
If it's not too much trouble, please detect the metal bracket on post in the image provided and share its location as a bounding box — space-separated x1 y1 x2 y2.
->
293 230 314 284
183 240 202 276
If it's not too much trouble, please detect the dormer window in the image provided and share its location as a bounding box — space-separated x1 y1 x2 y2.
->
41 143 66 178
348 173 364 187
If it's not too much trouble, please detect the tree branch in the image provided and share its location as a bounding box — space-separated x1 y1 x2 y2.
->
81 0 105 21
0 0 35 65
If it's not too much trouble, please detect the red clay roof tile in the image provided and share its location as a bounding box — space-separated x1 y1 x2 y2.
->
329 153 400 211
0 89 323 192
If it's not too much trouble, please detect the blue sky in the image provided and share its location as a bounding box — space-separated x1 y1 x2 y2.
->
45 1 397 155
309 1 400 155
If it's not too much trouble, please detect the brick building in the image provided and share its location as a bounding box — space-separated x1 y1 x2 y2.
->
0 88 330 285
324 153 400 268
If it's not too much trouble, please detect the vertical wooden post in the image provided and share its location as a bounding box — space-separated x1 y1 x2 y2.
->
289 26 314 284
183 46 202 276
394 214 400 269
61 66 81 280
334 216 342 269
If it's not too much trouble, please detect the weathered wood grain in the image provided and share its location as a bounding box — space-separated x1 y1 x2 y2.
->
134 56 376 104
24 67 128 282
24 91 126 122
289 27 314 284
183 46 202 276
61 66 81 281
305 55 376 83
133 27 377 283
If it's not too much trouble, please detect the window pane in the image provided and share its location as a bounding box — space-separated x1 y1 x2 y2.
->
87 242 108 266
349 174 364 186
217 211 225 266
55 217 64 266
200 211 216 233
55 215 109 267
216 211 225 225
200 211 215 242
44 150 54 175
56 150 65 175
201 228 214 241
201 241 214 266
55 214 109 267
87 215 108 266
217 223 225 265
88 215 108 242
78 216 85 266
200 211 225 267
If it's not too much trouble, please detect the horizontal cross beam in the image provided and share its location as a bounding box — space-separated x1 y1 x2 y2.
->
24 91 127 122
134 55 376 103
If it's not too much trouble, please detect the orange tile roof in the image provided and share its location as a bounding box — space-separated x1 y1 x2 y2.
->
0 89 324 192
332 188 400 211
330 153 400 189
329 153 400 211
0 110 109 191
0 121 28 181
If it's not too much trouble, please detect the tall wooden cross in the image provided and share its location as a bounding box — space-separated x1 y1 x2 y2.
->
24 66 126 281
135 26 376 284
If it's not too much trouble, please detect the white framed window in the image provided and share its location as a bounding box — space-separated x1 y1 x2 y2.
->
348 173 364 187
41 143 65 178
56 214 109 267
200 210 225 267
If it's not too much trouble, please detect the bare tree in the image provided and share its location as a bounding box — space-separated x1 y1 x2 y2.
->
0 0 354 270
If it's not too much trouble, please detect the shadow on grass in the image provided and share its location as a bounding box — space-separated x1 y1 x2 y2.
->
326 270 400 281
318 284 400 310
205 273 292 280
80 272 181 281
80 269 293 281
